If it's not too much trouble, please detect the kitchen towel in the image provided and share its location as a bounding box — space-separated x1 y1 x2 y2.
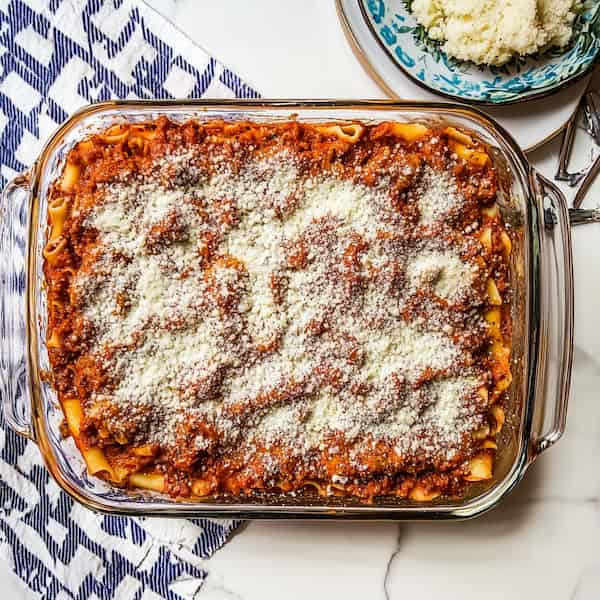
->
0 1 259 598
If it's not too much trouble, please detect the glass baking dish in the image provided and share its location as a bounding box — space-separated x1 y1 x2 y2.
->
0 100 574 519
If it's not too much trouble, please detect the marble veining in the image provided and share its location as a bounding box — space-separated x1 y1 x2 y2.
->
383 525 402 600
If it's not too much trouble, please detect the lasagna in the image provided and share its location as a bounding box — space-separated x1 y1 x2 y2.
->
44 118 512 502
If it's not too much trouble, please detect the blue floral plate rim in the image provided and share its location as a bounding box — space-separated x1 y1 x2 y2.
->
360 0 600 106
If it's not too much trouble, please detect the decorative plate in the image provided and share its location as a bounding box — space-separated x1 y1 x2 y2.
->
361 0 600 105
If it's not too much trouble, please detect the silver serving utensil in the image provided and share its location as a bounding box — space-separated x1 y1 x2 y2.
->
569 207 600 226
556 90 600 209
543 208 600 228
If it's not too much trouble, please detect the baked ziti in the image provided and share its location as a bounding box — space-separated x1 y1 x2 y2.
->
44 117 512 502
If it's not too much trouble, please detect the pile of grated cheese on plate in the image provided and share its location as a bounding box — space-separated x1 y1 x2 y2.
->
411 0 581 66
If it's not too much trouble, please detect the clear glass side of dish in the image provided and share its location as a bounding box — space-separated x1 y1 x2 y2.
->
1 100 571 518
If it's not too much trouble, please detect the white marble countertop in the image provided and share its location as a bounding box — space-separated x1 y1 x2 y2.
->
5 1 600 598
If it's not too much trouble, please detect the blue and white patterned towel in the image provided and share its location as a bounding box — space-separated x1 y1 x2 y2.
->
0 1 259 598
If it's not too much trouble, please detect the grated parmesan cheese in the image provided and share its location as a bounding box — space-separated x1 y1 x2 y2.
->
415 167 463 226
77 148 489 462
411 0 580 66
407 250 477 301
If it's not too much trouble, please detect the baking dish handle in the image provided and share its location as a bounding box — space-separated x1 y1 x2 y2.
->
530 171 574 457
0 172 36 441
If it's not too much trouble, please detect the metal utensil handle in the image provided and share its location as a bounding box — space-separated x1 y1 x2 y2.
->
0 172 36 441
569 207 600 225
555 91 600 208
572 155 600 209
532 172 574 456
